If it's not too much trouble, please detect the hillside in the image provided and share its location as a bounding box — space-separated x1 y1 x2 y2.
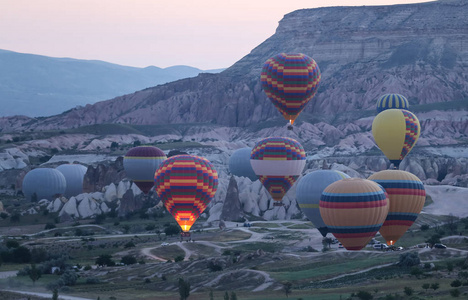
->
0 49 222 117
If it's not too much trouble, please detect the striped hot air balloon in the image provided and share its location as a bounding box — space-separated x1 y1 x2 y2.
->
261 53 321 127
296 170 350 237
368 170 426 246
123 146 166 194
250 137 306 206
372 109 420 168
320 178 389 250
376 94 409 113
154 155 218 233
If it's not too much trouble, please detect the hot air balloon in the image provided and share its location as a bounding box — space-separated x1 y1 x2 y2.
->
261 53 321 129
56 164 87 198
319 178 389 250
123 146 166 194
250 137 306 206
296 170 350 237
368 170 425 246
22 168 66 201
228 147 257 181
376 94 409 113
372 109 420 169
154 155 218 233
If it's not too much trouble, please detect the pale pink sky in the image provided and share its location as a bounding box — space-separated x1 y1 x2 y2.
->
0 0 432 69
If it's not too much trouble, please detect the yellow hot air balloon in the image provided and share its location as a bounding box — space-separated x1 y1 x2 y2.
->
368 170 426 246
372 109 420 168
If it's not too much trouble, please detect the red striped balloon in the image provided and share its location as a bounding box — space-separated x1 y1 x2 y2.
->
154 155 218 232
261 53 321 125
250 137 306 206
320 178 389 250
368 170 426 245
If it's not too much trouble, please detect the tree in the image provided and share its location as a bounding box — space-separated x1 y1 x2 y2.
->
230 291 237 300
426 234 441 248
165 224 181 236
420 224 430 231
12 246 31 263
121 255 137 265
95 254 115 267
52 289 58 300
398 252 420 267
356 291 373 300
28 264 41 285
404 287 413 296
447 213 459 234
110 142 119 149
283 281 292 298
209 290 214 300
422 283 430 291
430 283 440 291
224 291 229 300
133 140 141 147
178 277 190 300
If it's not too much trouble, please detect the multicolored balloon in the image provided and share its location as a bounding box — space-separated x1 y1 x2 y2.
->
123 146 166 194
296 170 350 237
154 155 218 232
228 147 258 182
372 109 420 168
261 53 321 126
320 178 389 250
368 170 425 246
250 137 306 206
376 94 409 113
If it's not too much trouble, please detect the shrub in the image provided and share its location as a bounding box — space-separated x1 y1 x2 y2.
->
95 254 115 267
86 277 101 284
450 289 460 297
124 241 136 248
451 280 462 287
404 287 413 296
420 224 430 231
44 223 56 230
399 252 420 267
207 261 223 272
174 255 184 262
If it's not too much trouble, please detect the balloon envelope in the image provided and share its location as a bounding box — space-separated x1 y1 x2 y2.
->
228 148 257 181
155 155 218 232
56 164 87 198
296 170 350 237
124 146 166 194
320 178 389 250
22 168 66 201
261 53 321 125
250 137 306 205
372 109 420 168
376 94 409 113
368 170 425 245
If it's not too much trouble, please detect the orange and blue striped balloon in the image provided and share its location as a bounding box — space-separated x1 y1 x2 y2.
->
154 155 218 232
261 53 321 125
376 94 409 113
250 137 306 206
368 170 425 245
320 178 389 250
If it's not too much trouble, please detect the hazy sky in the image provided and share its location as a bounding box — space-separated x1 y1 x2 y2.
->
1 0 432 69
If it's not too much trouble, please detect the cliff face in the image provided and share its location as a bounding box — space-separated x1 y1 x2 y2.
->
0 0 466 133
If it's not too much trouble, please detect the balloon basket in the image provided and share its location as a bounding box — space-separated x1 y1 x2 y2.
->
287 125 293 130
273 202 284 207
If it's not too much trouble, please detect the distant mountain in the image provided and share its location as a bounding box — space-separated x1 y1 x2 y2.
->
0 49 223 117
